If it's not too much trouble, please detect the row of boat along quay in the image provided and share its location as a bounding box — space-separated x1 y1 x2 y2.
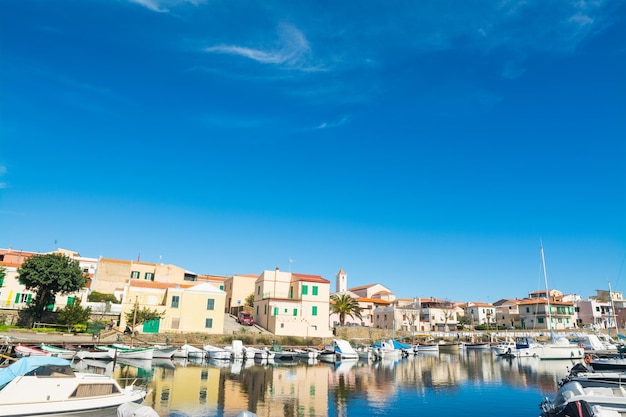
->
2 330 626 417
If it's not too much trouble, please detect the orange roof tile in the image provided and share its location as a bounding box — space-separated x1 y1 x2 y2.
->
292 273 330 284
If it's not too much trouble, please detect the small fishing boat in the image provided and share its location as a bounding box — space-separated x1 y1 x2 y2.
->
75 346 113 360
293 347 321 359
13 344 50 358
0 356 146 417
152 345 178 359
251 347 275 361
97 344 154 360
203 344 231 360
39 343 77 360
173 344 206 359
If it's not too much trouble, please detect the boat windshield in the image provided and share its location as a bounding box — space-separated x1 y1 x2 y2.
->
26 364 75 377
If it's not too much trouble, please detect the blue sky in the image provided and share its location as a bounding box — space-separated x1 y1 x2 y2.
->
1 0 624 303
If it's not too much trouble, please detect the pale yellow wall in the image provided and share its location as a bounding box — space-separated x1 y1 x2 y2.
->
224 275 256 314
93 259 189 295
121 283 226 334
162 285 226 334
254 270 332 337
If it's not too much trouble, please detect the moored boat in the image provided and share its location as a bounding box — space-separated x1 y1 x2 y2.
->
39 343 77 360
75 346 114 360
203 344 231 360
97 344 154 360
13 344 50 358
0 356 147 417
333 339 359 361
152 345 178 359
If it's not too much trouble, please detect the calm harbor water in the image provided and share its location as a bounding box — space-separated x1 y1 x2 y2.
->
75 349 579 417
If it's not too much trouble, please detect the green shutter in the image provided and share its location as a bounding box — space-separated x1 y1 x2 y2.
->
312 306 318 316
27 294 32 304
15 293 20 303
312 286 318 296
273 307 278 316
293 308 297 316
302 285 308 295
67 297 75 306
207 298 215 310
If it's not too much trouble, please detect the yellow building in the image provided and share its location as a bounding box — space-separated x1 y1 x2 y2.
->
120 280 226 334
92 258 196 295
254 268 333 338
224 274 257 315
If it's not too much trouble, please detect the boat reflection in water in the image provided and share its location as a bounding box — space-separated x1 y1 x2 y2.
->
76 348 580 417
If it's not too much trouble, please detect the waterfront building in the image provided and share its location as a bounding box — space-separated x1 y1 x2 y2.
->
119 279 226 334
224 274 257 315
517 294 576 330
463 301 496 328
253 267 333 338
329 270 392 327
493 299 522 329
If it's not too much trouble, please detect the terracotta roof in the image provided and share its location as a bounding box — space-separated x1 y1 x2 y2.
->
292 273 330 284
129 280 195 290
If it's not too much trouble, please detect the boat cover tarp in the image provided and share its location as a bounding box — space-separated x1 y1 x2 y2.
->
617 334 626 340
0 356 70 389
371 340 411 349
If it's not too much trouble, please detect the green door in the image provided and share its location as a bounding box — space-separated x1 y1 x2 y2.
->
142 318 160 333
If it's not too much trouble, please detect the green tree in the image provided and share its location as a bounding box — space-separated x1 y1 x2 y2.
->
87 291 120 303
57 299 92 332
124 304 165 328
17 254 86 324
245 293 255 307
330 293 362 326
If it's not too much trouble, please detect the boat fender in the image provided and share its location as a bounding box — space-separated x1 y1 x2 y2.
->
584 354 591 364
318 345 323 351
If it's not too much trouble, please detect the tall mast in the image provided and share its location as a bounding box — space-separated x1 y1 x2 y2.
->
540 244 554 340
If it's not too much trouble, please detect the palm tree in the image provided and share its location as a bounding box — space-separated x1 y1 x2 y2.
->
330 293 363 326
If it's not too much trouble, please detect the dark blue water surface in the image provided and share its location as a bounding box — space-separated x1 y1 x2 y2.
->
93 348 577 417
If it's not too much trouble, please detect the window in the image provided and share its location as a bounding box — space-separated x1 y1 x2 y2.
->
273 307 278 316
206 298 215 310
145 272 154 281
293 308 297 316
171 317 180 329
219 285 224 290
171 296 180 308
312 286 318 296
130 271 140 279
302 285 308 295
289 286 293 298
257 286 260 295
205 318 213 328
312 306 318 316
538 317 544 324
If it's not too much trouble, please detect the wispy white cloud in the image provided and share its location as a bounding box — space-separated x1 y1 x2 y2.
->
317 116 349 130
129 0 206 13
204 23 323 72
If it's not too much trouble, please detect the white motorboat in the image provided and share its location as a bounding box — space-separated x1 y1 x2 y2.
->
536 337 584 360
414 343 440 353
39 343 77 360
535 245 584 361
203 344 231 360
173 344 206 359
225 340 245 360
293 348 320 359
493 337 541 357
251 347 275 361
373 339 402 359
333 339 359 361
0 356 146 417
540 380 626 417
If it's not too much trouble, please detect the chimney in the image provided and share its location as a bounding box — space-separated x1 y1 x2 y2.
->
275 267 280 271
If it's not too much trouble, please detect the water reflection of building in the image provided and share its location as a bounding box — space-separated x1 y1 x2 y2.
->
144 359 329 417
